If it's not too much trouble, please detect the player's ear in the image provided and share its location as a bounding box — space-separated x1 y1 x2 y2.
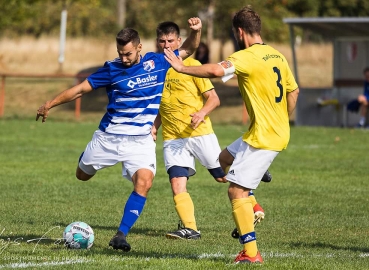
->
137 43 142 52
237 27 243 38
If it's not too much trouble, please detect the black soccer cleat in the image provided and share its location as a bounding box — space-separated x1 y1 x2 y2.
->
261 170 272 183
231 228 239 239
166 221 201 240
109 231 131 252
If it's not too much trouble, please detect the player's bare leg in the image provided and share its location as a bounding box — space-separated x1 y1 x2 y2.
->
166 172 201 240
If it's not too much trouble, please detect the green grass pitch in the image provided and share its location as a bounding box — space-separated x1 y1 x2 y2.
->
0 119 368 269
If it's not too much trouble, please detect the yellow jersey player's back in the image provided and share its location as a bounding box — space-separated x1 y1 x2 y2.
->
227 44 298 151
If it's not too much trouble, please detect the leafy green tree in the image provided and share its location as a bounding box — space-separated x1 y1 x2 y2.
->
0 0 118 37
285 0 320 16
318 0 369 16
1 0 369 42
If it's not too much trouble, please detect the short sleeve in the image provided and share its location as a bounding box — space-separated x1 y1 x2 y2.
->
87 63 111 89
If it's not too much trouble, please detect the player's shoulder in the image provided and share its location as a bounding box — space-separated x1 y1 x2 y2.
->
263 45 287 58
142 52 161 59
104 57 121 66
143 49 179 60
142 52 169 65
251 45 288 65
184 57 201 66
105 57 122 65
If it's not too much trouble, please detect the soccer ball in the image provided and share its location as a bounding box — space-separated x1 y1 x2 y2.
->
63 221 94 249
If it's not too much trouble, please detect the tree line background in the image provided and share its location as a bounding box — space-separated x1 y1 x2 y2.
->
1 0 369 44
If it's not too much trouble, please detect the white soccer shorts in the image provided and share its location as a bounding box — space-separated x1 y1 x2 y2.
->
226 137 279 189
163 133 222 176
79 130 156 181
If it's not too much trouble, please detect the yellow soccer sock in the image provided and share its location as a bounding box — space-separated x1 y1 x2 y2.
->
248 191 257 208
232 198 258 257
174 192 197 231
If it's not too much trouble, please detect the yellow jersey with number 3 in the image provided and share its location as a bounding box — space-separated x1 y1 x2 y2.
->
226 44 298 151
160 57 215 141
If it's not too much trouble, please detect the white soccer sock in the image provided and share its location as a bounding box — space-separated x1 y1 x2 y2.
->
359 117 366 126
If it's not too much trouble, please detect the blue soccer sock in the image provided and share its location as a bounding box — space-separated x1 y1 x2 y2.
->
118 191 147 236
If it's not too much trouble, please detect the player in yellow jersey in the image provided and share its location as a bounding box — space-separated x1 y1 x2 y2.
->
152 21 269 240
164 6 299 264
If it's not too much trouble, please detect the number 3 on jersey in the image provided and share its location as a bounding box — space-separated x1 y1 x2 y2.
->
273 67 283 103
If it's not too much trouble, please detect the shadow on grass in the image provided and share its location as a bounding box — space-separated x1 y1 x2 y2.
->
290 241 369 253
80 224 168 237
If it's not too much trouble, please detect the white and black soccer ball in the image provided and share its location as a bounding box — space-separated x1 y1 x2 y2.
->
63 221 94 249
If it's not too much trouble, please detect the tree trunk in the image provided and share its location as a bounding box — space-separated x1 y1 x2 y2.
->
206 0 214 47
117 0 126 29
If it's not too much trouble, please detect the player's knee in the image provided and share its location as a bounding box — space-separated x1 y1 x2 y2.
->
170 176 188 195
132 177 153 197
167 166 189 181
75 167 94 181
136 180 153 192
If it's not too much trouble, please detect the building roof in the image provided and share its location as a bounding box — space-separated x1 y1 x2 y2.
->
283 17 369 38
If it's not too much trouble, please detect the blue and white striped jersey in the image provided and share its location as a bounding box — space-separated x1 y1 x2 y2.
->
87 51 178 135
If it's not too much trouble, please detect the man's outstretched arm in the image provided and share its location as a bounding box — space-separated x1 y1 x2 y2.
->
36 79 93 122
165 48 225 78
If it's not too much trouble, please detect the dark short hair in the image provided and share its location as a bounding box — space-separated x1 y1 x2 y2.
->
116 28 140 46
232 6 261 36
156 21 180 38
364 67 369 74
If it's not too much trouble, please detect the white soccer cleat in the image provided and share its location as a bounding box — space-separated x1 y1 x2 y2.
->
254 210 265 225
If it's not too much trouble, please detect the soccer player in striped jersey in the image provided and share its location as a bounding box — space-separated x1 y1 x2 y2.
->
164 6 299 264
36 17 202 252
151 21 268 241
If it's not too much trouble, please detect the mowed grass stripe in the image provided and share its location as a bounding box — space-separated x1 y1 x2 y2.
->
0 120 368 270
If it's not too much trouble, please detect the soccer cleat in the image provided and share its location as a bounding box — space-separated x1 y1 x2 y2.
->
253 204 265 225
231 204 265 239
231 228 239 239
109 231 131 252
261 170 272 183
234 250 263 264
166 221 201 240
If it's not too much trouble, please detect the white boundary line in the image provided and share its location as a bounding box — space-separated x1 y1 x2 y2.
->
1 252 368 268
0 259 92 269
